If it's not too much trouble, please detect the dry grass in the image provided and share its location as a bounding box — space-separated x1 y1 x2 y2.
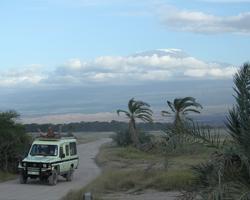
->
62 141 212 200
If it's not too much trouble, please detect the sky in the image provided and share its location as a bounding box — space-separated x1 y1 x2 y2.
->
0 0 249 123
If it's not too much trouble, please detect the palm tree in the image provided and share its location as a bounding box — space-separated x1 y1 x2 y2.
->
226 62 250 160
117 98 153 146
162 97 202 128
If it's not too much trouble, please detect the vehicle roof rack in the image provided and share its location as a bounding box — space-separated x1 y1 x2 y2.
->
35 134 76 141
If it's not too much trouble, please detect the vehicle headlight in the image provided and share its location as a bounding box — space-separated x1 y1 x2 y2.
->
43 163 47 168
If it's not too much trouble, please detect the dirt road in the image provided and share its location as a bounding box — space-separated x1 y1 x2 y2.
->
0 138 111 200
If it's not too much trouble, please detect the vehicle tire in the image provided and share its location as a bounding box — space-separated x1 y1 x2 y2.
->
66 168 74 182
48 170 58 186
19 172 27 184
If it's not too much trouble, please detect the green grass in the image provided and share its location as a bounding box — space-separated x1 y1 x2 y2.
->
74 132 113 144
61 128 229 200
62 169 196 200
0 171 16 182
62 141 211 200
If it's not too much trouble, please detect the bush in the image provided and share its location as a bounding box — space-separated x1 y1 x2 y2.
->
0 111 32 172
138 130 152 144
111 130 132 146
111 129 152 147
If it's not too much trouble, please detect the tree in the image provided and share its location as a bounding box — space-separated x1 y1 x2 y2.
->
117 98 153 146
226 62 250 160
161 97 202 129
0 110 31 172
185 63 250 199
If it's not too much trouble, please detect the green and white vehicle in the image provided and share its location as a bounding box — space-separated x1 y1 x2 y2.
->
18 136 79 185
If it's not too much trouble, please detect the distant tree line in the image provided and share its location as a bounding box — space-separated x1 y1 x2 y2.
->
24 120 168 133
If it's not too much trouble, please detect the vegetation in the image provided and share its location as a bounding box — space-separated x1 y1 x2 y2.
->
110 130 132 147
117 98 153 147
75 132 113 144
181 63 250 199
162 97 202 129
25 121 168 133
63 62 250 200
62 142 211 200
0 111 31 173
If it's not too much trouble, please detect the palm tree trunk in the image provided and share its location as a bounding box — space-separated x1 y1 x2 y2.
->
174 113 183 134
129 119 140 147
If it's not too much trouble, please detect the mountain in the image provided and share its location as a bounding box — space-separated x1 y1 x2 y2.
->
132 49 189 58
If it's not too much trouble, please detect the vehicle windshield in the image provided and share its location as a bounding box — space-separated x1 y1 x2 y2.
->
30 144 58 156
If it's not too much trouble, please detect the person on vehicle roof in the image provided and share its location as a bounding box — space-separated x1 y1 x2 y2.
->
38 127 56 138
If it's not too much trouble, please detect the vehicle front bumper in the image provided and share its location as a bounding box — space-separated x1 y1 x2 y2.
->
19 166 52 177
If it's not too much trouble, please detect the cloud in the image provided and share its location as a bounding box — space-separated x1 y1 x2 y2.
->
0 64 46 87
51 49 236 84
0 49 237 87
159 6 250 34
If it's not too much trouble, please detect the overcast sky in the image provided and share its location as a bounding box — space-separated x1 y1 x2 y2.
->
0 0 249 123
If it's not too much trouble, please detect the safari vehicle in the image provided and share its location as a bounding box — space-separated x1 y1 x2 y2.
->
18 135 79 185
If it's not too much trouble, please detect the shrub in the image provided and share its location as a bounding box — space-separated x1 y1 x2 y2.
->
111 130 132 146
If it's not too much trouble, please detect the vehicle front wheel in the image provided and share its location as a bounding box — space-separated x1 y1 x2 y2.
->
19 172 27 184
66 168 74 182
48 170 58 186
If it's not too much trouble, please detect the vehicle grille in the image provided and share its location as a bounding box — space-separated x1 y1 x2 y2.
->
26 162 42 168
27 167 40 172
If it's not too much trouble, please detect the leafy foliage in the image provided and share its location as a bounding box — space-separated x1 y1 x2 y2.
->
111 129 152 147
226 63 250 160
162 97 202 127
163 121 224 153
111 130 132 147
0 111 31 172
117 98 153 146
183 63 250 200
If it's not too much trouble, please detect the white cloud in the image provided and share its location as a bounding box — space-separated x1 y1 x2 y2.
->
0 49 237 87
159 6 250 34
50 49 236 84
0 64 46 87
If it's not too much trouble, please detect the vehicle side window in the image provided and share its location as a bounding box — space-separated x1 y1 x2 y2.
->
70 142 77 155
60 146 64 157
65 145 69 156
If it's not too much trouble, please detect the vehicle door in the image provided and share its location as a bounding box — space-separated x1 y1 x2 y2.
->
64 143 71 171
59 144 67 172
70 142 78 168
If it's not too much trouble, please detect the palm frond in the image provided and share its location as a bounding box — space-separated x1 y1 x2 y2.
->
167 101 176 113
226 63 250 157
173 98 182 111
185 121 225 149
183 108 201 114
136 113 153 123
134 107 153 115
161 110 171 116
116 109 131 118
128 98 135 113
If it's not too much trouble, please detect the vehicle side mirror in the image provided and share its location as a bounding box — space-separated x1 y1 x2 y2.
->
60 153 65 159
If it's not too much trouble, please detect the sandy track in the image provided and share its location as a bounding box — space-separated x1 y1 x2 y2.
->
0 138 111 200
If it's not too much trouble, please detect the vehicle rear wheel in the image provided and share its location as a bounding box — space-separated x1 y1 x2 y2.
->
19 172 27 184
66 168 74 181
48 170 58 186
